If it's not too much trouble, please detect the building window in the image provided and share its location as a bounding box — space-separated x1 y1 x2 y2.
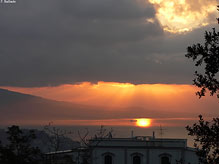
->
105 155 112 164
161 156 170 164
133 155 141 164
159 153 171 164
102 152 114 164
131 152 143 164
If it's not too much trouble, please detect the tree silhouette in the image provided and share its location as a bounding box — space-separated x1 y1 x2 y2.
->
0 125 42 164
186 115 219 164
185 6 219 98
43 122 74 152
185 8 219 163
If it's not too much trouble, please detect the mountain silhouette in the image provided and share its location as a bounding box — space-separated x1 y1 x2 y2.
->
0 88 195 125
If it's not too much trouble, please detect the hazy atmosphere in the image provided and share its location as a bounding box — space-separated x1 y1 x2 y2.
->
0 0 218 140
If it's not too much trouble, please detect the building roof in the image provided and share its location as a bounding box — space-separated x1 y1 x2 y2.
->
89 136 187 148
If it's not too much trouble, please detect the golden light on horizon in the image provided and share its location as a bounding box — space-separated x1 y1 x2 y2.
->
148 0 217 33
1 82 195 108
1 82 200 109
1 81 218 120
1 82 219 126
136 118 151 127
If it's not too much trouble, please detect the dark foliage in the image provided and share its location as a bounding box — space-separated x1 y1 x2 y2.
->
0 125 43 164
185 28 219 98
185 6 219 98
186 115 219 164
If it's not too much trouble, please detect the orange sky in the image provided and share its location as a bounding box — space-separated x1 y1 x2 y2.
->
2 82 218 127
0 0 219 143
3 82 218 109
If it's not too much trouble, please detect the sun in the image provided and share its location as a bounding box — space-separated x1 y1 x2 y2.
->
136 118 151 127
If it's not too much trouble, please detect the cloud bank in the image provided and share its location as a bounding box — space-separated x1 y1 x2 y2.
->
0 0 217 86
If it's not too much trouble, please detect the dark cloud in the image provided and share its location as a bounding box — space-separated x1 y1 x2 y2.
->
0 0 214 86
61 0 155 20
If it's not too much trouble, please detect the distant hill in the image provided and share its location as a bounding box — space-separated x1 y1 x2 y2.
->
0 88 107 124
0 88 36 105
0 88 194 125
0 128 80 153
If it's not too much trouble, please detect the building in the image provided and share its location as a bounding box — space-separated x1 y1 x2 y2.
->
89 135 198 164
44 148 89 164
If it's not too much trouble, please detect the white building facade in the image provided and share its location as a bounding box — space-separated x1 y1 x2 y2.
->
89 136 198 164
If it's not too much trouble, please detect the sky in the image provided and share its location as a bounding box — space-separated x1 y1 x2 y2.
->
0 0 219 129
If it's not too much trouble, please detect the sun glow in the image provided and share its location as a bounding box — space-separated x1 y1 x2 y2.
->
148 0 217 33
1 82 219 126
136 118 151 127
1 82 199 109
2 83 195 108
